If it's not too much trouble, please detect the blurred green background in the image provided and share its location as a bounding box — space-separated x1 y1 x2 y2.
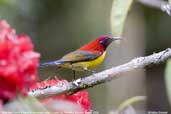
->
1 0 171 113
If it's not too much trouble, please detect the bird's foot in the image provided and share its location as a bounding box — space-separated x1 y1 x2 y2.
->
72 78 82 87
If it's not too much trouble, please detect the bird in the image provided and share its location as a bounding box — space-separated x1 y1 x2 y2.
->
39 35 121 79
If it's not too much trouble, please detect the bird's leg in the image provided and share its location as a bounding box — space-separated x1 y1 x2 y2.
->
71 64 77 80
73 70 76 80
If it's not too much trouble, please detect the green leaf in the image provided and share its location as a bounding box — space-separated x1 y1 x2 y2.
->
23 96 48 112
121 105 137 114
4 96 49 113
165 59 171 106
115 96 146 114
110 0 133 36
169 0 171 5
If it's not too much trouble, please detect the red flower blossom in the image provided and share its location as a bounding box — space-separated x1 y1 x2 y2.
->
0 20 40 103
30 79 91 112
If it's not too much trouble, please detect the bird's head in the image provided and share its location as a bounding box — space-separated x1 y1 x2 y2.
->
98 35 115 48
79 35 121 52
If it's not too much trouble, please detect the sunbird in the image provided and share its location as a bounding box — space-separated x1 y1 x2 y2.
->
40 35 121 78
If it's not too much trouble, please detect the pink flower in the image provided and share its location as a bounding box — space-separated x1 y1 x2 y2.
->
30 79 91 112
0 20 40 103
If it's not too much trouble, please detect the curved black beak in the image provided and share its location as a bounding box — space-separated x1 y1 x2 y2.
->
100 35 122 48
106 36 122 44
112 36 122 41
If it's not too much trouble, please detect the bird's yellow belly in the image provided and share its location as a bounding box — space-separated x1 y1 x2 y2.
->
71 51 106 71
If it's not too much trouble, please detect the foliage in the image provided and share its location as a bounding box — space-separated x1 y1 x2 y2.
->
165 59 171 106
110 0 133 36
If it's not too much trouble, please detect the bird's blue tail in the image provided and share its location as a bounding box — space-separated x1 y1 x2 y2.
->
39 61 65 68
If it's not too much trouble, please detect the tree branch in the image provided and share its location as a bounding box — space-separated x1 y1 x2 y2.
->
29 48 171 98
137 0 171 15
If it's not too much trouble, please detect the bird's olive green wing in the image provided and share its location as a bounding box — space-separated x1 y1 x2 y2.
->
59 50 102 63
